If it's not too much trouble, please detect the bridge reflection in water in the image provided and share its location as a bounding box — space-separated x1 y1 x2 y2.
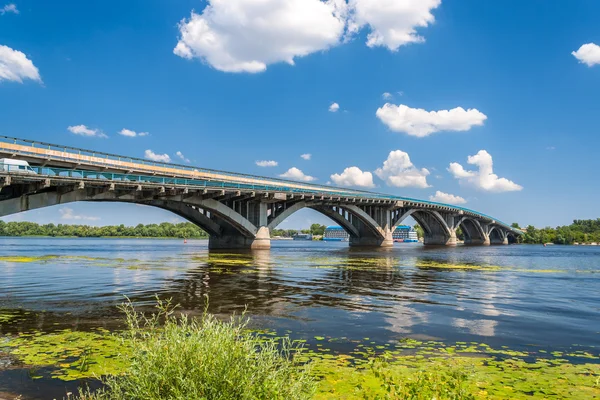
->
0 136 521 249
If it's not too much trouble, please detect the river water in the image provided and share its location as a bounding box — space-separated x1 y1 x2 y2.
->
0 238 599 398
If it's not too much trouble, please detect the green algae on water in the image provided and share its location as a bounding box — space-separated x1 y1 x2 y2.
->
3 328 129 380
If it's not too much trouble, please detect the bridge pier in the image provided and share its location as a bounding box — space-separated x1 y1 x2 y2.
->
423 230 458 246
464 236 491 246
209 226 271 250
349 228 394 248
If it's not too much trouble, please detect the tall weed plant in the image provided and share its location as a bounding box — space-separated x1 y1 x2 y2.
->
83 298 314 400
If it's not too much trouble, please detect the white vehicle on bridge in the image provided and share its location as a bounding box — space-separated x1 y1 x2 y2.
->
0 158 37 174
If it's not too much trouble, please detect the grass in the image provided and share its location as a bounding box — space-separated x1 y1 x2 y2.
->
79 298 315 400
3 300 598 399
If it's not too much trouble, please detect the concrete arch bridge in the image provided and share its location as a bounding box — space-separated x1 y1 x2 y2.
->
0 136 522 249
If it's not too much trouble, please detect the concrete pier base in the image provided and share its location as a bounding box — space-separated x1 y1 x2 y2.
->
349 230 394 248
464 237 491 246
209 227 271 250
423 232 458 246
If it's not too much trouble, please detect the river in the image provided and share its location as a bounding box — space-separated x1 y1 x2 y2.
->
0 238 599 398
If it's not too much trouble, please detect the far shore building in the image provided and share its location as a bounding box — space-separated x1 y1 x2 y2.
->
323 225 419 243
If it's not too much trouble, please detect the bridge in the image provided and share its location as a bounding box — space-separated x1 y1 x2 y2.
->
0 136 522 249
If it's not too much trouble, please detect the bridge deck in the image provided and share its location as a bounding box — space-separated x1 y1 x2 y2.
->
0 135 519 233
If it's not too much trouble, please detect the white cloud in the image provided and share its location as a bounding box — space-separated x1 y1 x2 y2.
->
375 150 430 188
119 128 149 138
329 102 340 112
331 166 375 187
301 153 312 160
67 125 107 138
279 167 316 182
572 43 600 67
176 151 190 163
448 150 522 192
144 149 171 163
256 160 278 167
376 104 487 137
0 3 18 14
174 0 347 73
0 44 42 83
59 207 100 222
429 191 466 205
382 92 393 100
347 0 441 51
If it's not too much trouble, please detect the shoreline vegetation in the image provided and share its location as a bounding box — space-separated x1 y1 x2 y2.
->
512 219 600 245
0 219 599 245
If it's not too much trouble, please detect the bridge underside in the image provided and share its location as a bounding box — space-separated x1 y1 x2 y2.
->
0 176 520 250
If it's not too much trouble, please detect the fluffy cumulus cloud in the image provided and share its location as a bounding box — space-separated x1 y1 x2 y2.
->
330 166 375 187
173 0 440 73
572 43 600 67
448 150 522 192
328 102 340 112
376 104 487 137
119 128 148 138
256 160 278 167
59 207 100 221
174 0 347 73
301 153 312 160
279 167 316 182
67 125 107 138
429 191 466 205
0 44 42 83
375 150 430 188
347 0 441 51
144 149 171 163
176 151 190 163
0 3 18 14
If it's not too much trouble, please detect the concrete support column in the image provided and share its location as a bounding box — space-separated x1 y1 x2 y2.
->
464 235 491 246
490 236 509 245
423 230 457 246
349 227 393 248
208 231 270 250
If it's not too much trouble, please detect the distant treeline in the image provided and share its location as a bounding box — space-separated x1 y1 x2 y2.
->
514 219 600 244
0 221 208 238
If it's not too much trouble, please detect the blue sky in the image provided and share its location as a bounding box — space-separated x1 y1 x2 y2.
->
0 0 599 229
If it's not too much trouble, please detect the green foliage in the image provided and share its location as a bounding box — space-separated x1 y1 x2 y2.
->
363 357 475 400
271 229 303 238
0 221 207 239
413 224 424 239
81 299 315 400
310 224 327 236
521 219 600 244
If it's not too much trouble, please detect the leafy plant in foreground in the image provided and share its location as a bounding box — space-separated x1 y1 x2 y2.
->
81 298 314 400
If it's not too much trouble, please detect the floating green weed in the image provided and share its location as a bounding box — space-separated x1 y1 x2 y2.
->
3 328 128 380
0 255 60 263
2 312 599 399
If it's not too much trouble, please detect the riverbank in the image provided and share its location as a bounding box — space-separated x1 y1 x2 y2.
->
1 239 599 399
1 305 598 399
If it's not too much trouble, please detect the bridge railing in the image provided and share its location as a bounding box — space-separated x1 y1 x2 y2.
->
0 161 518 232
0 136 374 196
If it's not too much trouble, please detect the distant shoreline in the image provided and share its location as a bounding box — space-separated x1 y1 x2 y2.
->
0 235 209 240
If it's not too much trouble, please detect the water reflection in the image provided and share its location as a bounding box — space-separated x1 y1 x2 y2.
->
0 239 599 350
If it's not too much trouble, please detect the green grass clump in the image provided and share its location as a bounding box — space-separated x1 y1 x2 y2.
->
82 298 314 400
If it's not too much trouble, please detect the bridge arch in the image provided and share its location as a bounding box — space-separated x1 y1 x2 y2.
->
410 210 454 245
459 217 487 244
0 189 260 245
266 200 391 246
